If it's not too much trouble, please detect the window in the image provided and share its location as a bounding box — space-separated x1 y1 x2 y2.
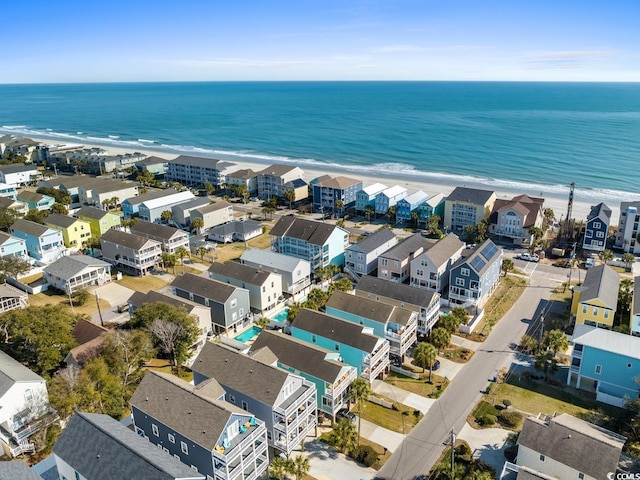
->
593 308 599 316
242 400 248 411
585 230 592 238
262 286 266 293
152 424 159 436
461 268 470 276
181 441 189 454
335 343 340 351
381 258 388 266
593 222 601 229
539 454 545 462
578 473 584 480
229 394 235 403
456 278 465 286
168 433 175 443
604 310 610 319
596 231 605 238
230 298 238 308
312 334 317 343
582 305 588 314
595 365 602 375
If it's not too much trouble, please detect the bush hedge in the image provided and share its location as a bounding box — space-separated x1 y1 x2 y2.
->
352 445 379 467
499 411 524 428
479 414 497 426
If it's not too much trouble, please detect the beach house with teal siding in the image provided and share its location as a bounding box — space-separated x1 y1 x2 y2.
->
568 325 640 407
396 190 428 223
355 183 387 215
16 191 54 211
417 193 446 226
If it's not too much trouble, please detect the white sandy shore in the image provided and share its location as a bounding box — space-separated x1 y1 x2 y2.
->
36 138 616 222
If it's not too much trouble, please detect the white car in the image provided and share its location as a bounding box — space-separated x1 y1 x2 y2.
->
516 252 539 263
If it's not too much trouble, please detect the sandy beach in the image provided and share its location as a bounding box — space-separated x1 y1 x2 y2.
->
36 138 612 223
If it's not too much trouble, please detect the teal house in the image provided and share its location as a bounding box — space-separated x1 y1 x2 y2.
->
16 191 55 211
417 193 446 226
568 324 640 408
290 308 390 382
251 330 357 421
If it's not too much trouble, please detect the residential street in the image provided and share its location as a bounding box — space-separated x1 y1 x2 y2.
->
375 268 561 480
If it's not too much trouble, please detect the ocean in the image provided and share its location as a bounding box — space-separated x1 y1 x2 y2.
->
1 81 639 204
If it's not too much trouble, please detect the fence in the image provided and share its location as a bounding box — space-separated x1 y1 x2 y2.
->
368 395 394 409
459 309 485 334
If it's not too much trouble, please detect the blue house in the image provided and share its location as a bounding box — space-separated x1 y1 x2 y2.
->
121 188 174 219
269 216 349 270
568 324 640 407
311 175 362 215
10 218 65 263
375 185 407 215
355 183 388 215
448 239 502 308
291 308 390 382
396 190 428 223
582 202 612 253
16 191 54 211
0 231 28 259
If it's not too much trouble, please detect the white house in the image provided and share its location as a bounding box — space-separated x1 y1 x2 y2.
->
190 201 234 231
0 164 39 188
43 255 112 293
240 248 311 300
410 233 465 293
374 185 407 215
345 227 397 278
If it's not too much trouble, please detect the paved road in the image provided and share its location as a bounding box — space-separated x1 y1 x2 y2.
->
375 269 556 480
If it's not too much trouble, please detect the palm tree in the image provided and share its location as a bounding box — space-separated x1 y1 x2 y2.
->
289 454 310 480
600 249 614 264
429 327 451 353
333 418 358 453
191 217 204 234
413 342 438 382
543 329 568 358
196 246 208 261
255 316 270 329
411 210 419 227
348 378 370 444
160 252 176 274
334 199 344 218
110 196 119 209
101 199 110 211
160 210 173 223
284 189 296 210
622 252 635 271
501 258 514 276
619 278 634 324
364 205 374 223
385 206 396 225
175 246 189 266
268 457 290 480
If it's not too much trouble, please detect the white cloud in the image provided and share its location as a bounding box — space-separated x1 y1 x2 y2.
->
373 44 488 53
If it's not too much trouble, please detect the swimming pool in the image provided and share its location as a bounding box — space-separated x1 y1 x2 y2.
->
234 326 262 343
270 308 289 324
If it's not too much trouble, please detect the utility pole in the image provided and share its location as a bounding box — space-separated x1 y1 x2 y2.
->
539 315 545 347
450 429 456 478
96 292 104 327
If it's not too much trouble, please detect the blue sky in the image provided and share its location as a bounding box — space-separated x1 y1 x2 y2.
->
3 0 639 83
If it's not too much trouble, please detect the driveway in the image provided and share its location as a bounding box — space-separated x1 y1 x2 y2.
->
358 418 406 452
435 357 465 381
372 380 435 415
457 421 512 474
303 438 375 480
94 282 135 307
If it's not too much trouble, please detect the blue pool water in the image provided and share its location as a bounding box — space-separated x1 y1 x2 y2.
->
270 309 289 324
234 326 262 343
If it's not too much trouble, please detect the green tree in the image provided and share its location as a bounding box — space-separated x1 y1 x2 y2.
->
427 215 442 237
25 208 48 224
289 454 311 480
0 208 17 231
543 329 569 358
175 245 189 266
476 217 490 243
413 342 438 382
284 188 296 210
618 278 634 324
501 258 514 276
203 182 215 196
333 418 358 453
136 169 155 187
0 255 31 282
72 288 90 306
196 245 208 261
287 302 303 323
451 306 469 325
334 199 344 217
330 277 354 293
429 327 451 353
439 313 461 334
160 252 176 274
518 334 539 354
462 224 477 243
255 317 270 329
622 252 635 271
50 202 69 215
191 216 204 233
48 366 82 421
364 205 375 223
78 356 125 418
542 208 555 229
534 351 558 380
348 377 370 444
268 457 291 480
600 249 614 263
160 210 173 223
101 330 154 395
0 305 77 376
385 206 396 225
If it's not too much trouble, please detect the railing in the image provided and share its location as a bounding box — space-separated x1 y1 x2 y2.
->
10 441 35 456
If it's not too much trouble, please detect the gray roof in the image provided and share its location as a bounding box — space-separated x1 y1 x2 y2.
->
518 413 625 480
285 178 308 189
226 168 256 180
131 371 244 451
86 179 136 194
419 233 465 268
349 227 396 254
292 309 380 352
75 206 113 220
256 164 301 178
209 219 262 237
0 197 18 210
0 350 45 399
169 155 235 171
634 276 640 316
195 200 232 214
128 290 203 313
43 255 111 280
270 215 343 246
53 411 204 480
173 197 211 211
208 261 272 286
46 213 83 229
124 188 176 205
356 275 439 309
326 290 413 326
0 284 27 300
379 233 433 261
240 248 309 272
135 155 167 166
0 461 43 480
101 228 160 251
193 342 291 406
171 273 238 303
131 220 186 241
313 175 361 190
0 230 22 246
17 190 50 203
446 186 496 205
587 202 612 224
0 163 38 174
452 239 502 276
579 264 620 310
572 326 640 361
11 218 50 237
251 330 347 383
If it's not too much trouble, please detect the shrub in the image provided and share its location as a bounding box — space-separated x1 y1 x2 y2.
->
499 411 524 428
485 383 492 394
72 288 90 306
455 443 471 456
352 445 378 467
480 414 497 426
502 399 512 408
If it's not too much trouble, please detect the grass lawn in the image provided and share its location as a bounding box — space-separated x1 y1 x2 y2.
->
117 275 170 293
439 346 474 363
357 396 423 434
385 371 448 398
29 290 111 317
144 358 193 382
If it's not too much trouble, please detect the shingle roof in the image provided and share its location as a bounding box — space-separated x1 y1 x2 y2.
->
71 318 110 346
171 273 238 303
447 186 496 205
0 461 44 480
491 195 544 229
0 284 27 300
193 342 291 406
131 371 244 451
0 197 18 210
172 197 211 212
0 350 44 398
418 233 465 268
0 231 22 246
169 155 235 171
135 155 167 166
587 202 612 224
518 414 625 480
208 220 262 237
0 163 37 174
313 175 361 190
326 290 414 326
579 264 620 310
379 233 433 261
292 309 380 352
240 248 309 272
11 218 50 237
270 215 343 246
17 190 49 203
131 220 186 241
349 227 396 254
75 206 113 220
46 213 83 229
208 262 272 286
128 290 203 313
88 180 137 194
101 229 159 251
251 330 347 383
356 275 439 309
452 239 502 276
256 164 301 177
195 200 232 214
53 412 204 480
226 168 256 180
43 254 111 281
123 188 176 205
140 190 195 210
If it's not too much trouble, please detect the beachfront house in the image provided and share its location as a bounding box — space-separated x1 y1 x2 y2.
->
78 179 138 208
326 290 418 360
100 229 162 276
251 330 357 421
53 412 205 480
0 196 27 215
416 193 446 226
171 197 211 227
192 342 317 457
501 413 626 480
0 182 17 200
0 231 28 259
75 206 122 239
190 201 234 232
10 218 65 263
0 284 29 314
374 185 407 215
291 308 390 382
377 233 433 283
171 273 251 335
582 202 612 253
240 249 311 300
16 191 54 211
225 168 257 196
133 155 168 176
311 175 363 216
208 261 283 315
396 190 428 224
121 188 173 219
283 178 309 205
568 324 640 407
614 201 640 254
632 278 640 336
139 190 196 223
0 164 39 188
443 186 497 232
571 264 620 329
0 350 52 458
130 220 190 254
45 213 92 249
356 275 441 335
165 155 236 188
344 227 397 278
410 233 466 293
448 239 502 308
355 183 387 215
269 216 349 270
43 254 111 293
256 164 304 201
489 194 545 246
207 219 263 244
131 371 269 480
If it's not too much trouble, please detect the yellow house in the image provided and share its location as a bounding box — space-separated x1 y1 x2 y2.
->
75 206 122 239
571 264 620 329
46 213 93 249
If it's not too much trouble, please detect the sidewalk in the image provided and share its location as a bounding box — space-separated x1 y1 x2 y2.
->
358 418 406 453
451 334 484 351
372 380 435 415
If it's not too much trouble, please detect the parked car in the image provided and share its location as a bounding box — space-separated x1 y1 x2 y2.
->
337 409 356 423
429 359 441 371
516 252 539 262
554 259 572 268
